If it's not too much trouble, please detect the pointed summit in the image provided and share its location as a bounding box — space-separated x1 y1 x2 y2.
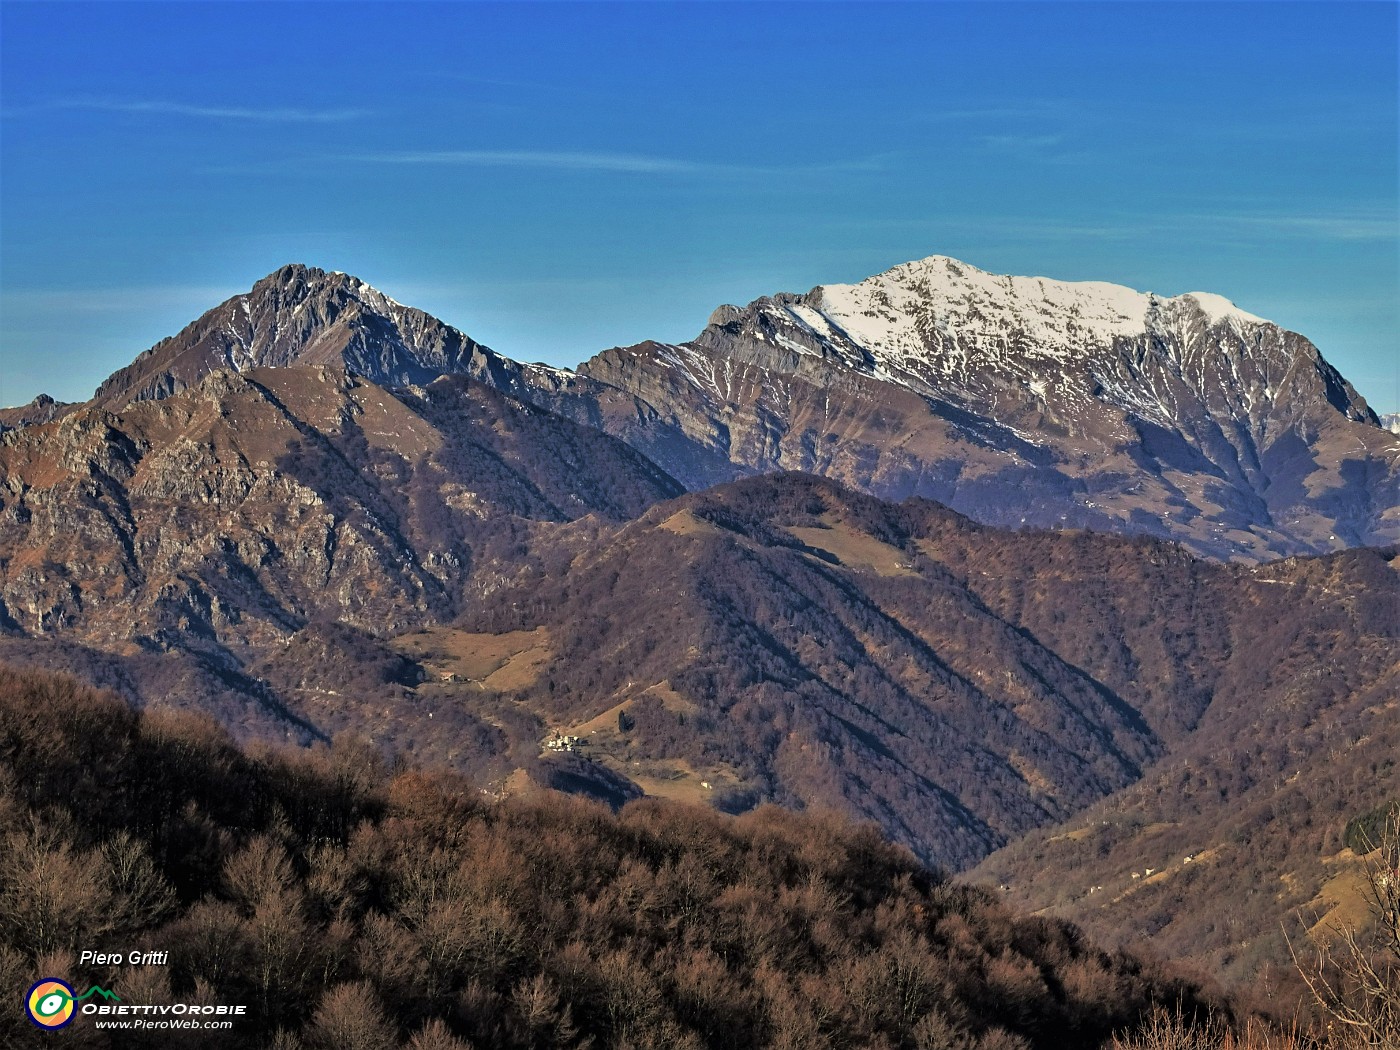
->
92 264 523 409
0 392 75 431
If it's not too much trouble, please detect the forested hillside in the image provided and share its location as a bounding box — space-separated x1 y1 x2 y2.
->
0 665 1235 1050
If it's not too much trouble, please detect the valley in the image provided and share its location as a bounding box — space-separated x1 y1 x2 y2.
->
1 256 1396 1027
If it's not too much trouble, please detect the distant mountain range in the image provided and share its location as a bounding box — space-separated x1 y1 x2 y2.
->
10 258 1396 560
2 256 1396 990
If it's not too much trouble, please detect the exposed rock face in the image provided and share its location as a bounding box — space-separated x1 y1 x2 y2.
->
0 393 75 431
91 264 530 409
0 365 680 661
527 256 1398 561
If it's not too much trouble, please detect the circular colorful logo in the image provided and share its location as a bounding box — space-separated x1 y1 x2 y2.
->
26 979 76 1030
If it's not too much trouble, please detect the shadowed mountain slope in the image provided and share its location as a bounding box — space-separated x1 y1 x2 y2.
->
3 447 1394 987
445 474 1396 875
967 546 1400 988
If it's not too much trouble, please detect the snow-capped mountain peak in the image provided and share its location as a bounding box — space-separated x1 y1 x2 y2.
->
1180 291 1265 327
815 255 1158 358
682 253 1311 431
787 255 1279 380
569 250 1392 561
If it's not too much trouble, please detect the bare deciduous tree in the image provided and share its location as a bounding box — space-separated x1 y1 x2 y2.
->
103 830 175 932
1288 802 1400 1049
408 1017 477 1050
306 980 397 1050
0 817 115 955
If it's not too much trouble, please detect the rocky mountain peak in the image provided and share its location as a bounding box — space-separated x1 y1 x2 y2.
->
249 263 406 318
563 252 1395 560
0 392 76 432
91 264 520 410
677 253 1377 430
739 254 1276 369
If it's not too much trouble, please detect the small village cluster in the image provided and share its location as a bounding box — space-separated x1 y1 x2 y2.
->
545 733 587 752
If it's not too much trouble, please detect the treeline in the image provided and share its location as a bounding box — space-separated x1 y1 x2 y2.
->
1344 800 1400 855
0 664 1236 1050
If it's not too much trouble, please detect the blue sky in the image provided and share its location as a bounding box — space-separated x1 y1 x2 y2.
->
2 2 1396 412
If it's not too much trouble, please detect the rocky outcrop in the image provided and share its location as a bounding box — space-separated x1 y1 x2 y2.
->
0 393 76 431
0 365 680 660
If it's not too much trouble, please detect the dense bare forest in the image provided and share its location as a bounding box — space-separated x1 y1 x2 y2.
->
1 664 1248 1049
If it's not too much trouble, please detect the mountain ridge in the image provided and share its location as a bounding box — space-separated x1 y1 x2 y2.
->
10 257 1395 562
547 255 1396 561
0 361 682 751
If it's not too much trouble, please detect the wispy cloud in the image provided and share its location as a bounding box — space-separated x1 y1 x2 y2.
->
1203 213 1398 242
48 97 369 123
994 211 1398 243
359 149 717 173
912 98 1093 124
816 209 1396 245
348 148 885 177
919 107 1036 123
975 132 1104 166
980 133 1067 152
414 71 549 92
1 284 241 315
